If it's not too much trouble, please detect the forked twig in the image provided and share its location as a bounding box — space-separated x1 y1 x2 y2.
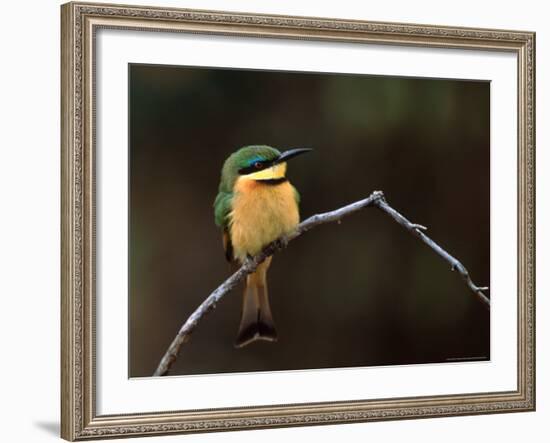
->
153 190 489 376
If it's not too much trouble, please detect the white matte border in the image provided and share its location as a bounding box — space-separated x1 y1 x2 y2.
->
96 29 517 415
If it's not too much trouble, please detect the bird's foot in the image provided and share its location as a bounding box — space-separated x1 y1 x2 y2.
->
274 236 289 251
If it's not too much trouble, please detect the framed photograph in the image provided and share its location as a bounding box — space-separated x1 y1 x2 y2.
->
61 1 535 440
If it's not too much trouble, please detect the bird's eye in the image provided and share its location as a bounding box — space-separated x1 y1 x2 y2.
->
253 161 263 169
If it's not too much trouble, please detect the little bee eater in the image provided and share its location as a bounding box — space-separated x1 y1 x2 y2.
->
214 145 311 348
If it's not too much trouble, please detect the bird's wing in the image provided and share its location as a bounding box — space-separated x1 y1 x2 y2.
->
222 229 234 262
214 191 232 227
214 191 234 262
293 185 301 205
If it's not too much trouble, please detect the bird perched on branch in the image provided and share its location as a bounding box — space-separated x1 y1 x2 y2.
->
214 145 311 348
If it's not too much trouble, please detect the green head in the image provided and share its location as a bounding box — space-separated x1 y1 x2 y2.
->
218 145 311 192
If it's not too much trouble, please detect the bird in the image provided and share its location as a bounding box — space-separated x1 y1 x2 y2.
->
214 145 311 348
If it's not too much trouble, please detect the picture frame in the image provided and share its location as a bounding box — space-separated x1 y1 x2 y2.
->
61 1 535 440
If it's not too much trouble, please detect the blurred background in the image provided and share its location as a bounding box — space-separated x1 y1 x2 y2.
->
129 64 490 377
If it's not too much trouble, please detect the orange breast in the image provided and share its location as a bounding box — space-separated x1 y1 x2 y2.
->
229 178 300 262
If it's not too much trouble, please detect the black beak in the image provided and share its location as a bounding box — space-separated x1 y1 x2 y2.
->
273 148 313 165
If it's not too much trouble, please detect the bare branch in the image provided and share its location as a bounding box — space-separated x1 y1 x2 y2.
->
373 196 490 308
153 190 489 376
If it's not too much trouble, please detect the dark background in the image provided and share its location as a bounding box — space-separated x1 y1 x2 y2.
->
129 64 490 377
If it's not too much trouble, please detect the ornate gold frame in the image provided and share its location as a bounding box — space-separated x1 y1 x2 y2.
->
61 2 535 440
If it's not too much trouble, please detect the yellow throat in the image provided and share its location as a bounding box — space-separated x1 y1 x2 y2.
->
241 162 287 181
229 162 299 261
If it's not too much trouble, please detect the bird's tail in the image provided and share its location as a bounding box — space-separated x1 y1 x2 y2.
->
234 257 277 348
